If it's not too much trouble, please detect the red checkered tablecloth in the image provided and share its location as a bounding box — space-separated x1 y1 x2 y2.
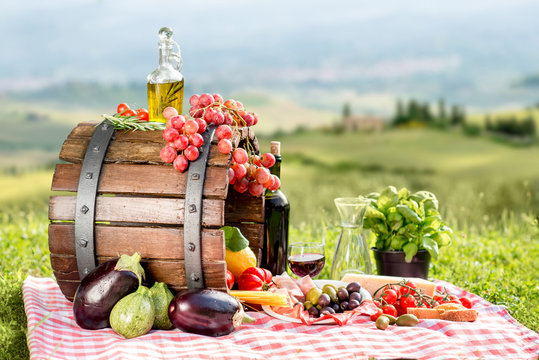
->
23 275 539 360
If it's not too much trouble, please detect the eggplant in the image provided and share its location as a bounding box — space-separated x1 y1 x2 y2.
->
73 253 145 330
168 288 254 337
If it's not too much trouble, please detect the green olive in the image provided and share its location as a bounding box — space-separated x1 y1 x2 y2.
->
303 301 313 310
322 287 338 303
396 314 419 326
306 287 322 305
376 315 390 330
384 314 397 325
322 284 338 293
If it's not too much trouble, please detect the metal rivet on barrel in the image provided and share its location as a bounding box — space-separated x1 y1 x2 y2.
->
80 205 89 214
188 243 196 252
84 268 90 275
78 238 88 248
191 173 200 180
85 172 93 179
93 145 100 152
102 124 109 131
189 204 197 213
191 273 200 282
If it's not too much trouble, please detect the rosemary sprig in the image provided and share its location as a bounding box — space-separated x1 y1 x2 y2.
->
102 114 166 132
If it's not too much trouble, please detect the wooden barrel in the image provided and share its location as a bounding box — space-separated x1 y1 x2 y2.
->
49 121 264 300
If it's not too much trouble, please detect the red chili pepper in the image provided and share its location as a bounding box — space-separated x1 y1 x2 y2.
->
226 269 235 290
238 267 273 291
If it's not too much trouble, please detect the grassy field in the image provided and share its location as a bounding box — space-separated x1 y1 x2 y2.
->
1 127 538 359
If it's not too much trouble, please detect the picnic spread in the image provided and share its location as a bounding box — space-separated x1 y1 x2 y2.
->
23 275 539 359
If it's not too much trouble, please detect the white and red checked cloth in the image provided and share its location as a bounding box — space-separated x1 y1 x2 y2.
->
23 275 539 360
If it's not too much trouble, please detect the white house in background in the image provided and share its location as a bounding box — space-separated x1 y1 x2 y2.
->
343 115 384 132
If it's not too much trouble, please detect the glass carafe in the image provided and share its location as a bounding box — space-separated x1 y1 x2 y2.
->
330 197 372 279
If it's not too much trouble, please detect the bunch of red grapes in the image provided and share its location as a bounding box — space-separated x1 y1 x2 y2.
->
159 93 279 197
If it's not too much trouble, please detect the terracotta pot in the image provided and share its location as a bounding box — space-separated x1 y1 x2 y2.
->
372 248 431 279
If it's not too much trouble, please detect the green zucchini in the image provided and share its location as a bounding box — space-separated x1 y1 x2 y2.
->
110 285 155 339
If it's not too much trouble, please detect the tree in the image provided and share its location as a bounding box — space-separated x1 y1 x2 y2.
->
438 99 447 123
485 114 493 131
342 102 351 119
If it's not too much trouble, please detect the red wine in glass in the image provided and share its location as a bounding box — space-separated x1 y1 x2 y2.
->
288 253 325 277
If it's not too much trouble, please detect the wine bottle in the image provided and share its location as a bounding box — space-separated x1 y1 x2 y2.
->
262 141 290 276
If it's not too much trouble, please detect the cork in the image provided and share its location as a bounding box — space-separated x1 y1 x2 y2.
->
270 141 280 156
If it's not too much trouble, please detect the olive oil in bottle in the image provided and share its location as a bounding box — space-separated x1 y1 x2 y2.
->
147 27 184 122
262 141 290 276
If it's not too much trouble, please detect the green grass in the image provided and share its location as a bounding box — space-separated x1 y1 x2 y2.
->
1 127 539 358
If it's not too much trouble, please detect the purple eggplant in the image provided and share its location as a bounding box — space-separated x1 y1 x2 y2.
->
73 253 145 330
168 288 254 337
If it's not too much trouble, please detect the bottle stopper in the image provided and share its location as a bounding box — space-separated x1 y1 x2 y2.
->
270 141 280 156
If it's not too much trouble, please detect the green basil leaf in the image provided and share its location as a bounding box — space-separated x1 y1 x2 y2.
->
422 215 442 230
403 242 418 263
422 198 439 212
398 187 409 200
421 235 439 259
221 226 249 252
365 192 380 200
390 235 407 250
387 210 404 231
377 186 399 212
396 204 422 224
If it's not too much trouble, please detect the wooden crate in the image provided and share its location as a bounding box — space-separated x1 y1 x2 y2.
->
49 122 264 300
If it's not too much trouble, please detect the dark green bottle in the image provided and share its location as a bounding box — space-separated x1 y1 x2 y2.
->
262 141 290 275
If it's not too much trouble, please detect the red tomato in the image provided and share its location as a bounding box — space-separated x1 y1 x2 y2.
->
381 289 398 305
370 308 383 321
226 270 234 290
394 300 407 316
381 304 398 317
399 281 417 296
122 109 136 117
459 297 473 309
399 294 418 310
136 108 149 121
373 300 382 308
117 103 130 115
238 267 273 291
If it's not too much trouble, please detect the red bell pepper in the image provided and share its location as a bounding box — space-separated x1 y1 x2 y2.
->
238 267 273 291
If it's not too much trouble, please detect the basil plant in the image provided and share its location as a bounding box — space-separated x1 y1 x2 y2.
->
362 186 452 263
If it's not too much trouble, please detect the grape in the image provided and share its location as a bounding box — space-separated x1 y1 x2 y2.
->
262 175 275 189
318 293 331 307
254 167 270 185
248 181 264 197
337 288 349 302
189 105 203 118
260 153 276 168
189 133 204 148
232 163 247 179
223 112 233 125
216 125 232 140
217 139 232 154
246 164 258 180
243 113 255 127
173 135 189 151
184 120 199 135
252 155 262 167
163 106 178 120
252 113 259 126
346 282 361 293
173 154 188 172
232 148 248 164
162 127 179 142
268 175 280 191
236 100 244 109
213 111 225 125
228 168 236 185
184 145 199 161
170 115 186 131
160 146 176 164
213 93 224 104
348 299 360 310
349 292 362 303
199 93 214 107
204 108 215 123
233 177 249 193
195 118 207 134
224 99 237 109
189 94 200 107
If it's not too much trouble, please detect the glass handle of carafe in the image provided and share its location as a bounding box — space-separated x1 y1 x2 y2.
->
171 40 183 71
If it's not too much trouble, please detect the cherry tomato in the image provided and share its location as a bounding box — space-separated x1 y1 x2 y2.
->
459 297 473 309
394 300 407 316
117 103 130 115
399 281 417 296
370 308 383 321
226 269 234 290
381 304 398 317
373 300 382 308
449 295 460 302
136 108 149 121
122 109 136 117
433 294 445 303
399 294 418 310
381 289 398 305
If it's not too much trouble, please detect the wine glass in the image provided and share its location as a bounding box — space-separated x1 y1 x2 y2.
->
287 242 325 278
